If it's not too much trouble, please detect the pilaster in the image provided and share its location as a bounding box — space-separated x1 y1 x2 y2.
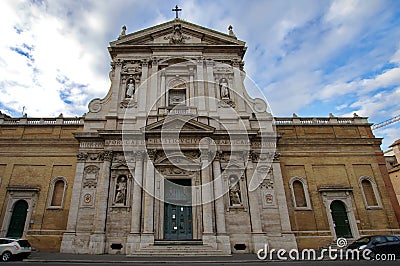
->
126 151 144 254
213 158 231 254
141 149 155 247
206 60 217 112
89 151 113 254
60 154 86 253
196 59 206 112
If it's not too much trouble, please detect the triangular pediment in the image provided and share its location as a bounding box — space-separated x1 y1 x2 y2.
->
110 19 245 46
144 116 215 133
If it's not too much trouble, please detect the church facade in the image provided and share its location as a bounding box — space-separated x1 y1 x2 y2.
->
0 19 399 255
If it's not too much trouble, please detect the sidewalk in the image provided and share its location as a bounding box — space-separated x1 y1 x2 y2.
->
25 251 264 264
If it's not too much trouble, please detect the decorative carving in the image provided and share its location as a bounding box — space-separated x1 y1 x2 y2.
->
253 98 267 113
146 149 157 160
88 99 102 113
200 149 214 161
120 99 137 109
141 59 149 68
214 66 234 74
260 178 274 189
228 175 242 206
135 151 145 161
183 151 200 159
84 165 99 179
114 59 123 66
101 151 113 161
88 153 100 161
77 152 88 161
122 62 142 74
164 23 190 44
218 99 235 108
259 152 274 162
274 152 281 161
251 151 260 163
232 59 241 68
83 193 92 203
159 167 192 176
83 180 97 189
215 150 224 161
114 175 127 205
112 153 126 164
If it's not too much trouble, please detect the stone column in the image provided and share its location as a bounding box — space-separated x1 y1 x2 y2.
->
196 58 206 112
213 158 231 254
201 149 216 248
141 150 155 247
89 151 113 254
60 152 87 253
127 151 144 254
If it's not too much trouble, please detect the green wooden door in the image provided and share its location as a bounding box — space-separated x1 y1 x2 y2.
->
330 200 353 238
164 179 192 240
6 200 28 238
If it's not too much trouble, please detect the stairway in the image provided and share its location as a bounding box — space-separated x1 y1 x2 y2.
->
128 240 230 257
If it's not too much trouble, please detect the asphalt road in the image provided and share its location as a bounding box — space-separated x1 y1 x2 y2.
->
5 259 398 266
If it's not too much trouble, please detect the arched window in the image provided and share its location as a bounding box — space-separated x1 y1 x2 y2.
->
289 177 311 210
293 180 306 207
359 177 381 209
47 177 67 209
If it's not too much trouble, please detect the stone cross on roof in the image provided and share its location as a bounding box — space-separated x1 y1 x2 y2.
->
172 5 182 19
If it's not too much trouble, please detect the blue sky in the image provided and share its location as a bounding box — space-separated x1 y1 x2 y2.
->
0 0 399 149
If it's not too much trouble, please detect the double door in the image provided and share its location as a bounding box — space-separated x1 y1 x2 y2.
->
164 179 192 240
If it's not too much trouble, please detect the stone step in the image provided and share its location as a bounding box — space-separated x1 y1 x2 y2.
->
154 240 203 245
128 243 229 257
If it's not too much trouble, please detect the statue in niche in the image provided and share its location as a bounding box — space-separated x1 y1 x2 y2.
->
114 176 127 204
125 78 135 98
229 175 242 205
219 78 230 99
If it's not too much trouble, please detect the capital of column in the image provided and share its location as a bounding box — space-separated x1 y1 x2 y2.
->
146 149 157 161
102 151 113 162
77 152 88 162
114 59 123 67
150 57 159 67
135 150 145 161
206 59 214 67
197 57 204 65
141 59 149 67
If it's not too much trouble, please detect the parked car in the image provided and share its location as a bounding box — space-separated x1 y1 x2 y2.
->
0 238 31 262
347 235 400 258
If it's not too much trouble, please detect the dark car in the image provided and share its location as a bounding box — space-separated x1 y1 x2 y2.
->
347 235 400 258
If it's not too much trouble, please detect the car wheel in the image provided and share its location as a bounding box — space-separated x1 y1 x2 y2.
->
1 251 12 262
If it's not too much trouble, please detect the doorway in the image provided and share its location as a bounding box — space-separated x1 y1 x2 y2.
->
164 179 192 240
330 200 353 238
6 200 28 238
